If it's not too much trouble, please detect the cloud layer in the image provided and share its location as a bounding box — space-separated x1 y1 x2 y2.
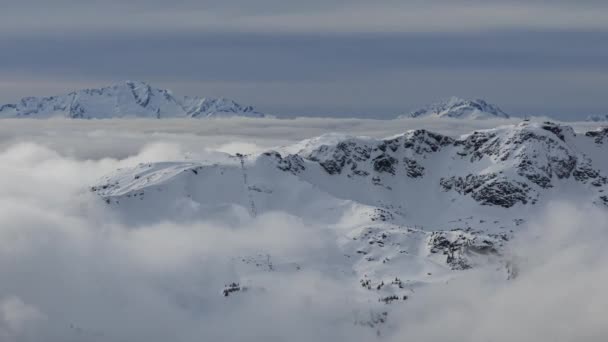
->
388 202 608 342
0 119 606 340
0 142 370 341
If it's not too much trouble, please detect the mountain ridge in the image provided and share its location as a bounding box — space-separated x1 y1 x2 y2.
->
92 121 608 221
587 114 608 122
399 96 510 120
0 80 266 119
89 121 608 329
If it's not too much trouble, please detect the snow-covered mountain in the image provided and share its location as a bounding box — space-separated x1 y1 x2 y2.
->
587 114 608 122
90 121 607 325
93 121 608 227
399 96 510 119
0 80 265 119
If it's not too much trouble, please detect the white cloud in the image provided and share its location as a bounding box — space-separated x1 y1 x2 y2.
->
0 117 600 160
0 296 45 342
0 136 369 341
388 202 608 342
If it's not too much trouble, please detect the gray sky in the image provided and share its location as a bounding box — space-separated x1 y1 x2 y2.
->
1 0 607 119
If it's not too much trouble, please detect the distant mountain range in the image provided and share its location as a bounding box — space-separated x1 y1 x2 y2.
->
587 114 608 122
1 85 602 121
398 97 511 120
0 81 266 119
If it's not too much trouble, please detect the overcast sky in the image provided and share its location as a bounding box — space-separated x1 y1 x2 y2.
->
1 0 607 119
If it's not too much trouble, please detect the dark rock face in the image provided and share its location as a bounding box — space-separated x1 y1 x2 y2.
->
370 208 394 222
506 124 579 190
403 158 424 178
515 154 578 189
69 102 86 118
401 130 454 154
222 282 246 297
517 156 553 189
262 151 306 175
428 231 499 270
318 158 344 175
540 121 568 141
90 182 120 193
473 180 532 207
0 104 17 112
456 131 499 161
280 155 306 174
586 127 608 145
455 122 585 193
441 174 532 208
573 160 607 186
440 173 494 195
127 80 152 108
549 155 578 179
273 122 608 209
373 155 398 175
308 141 372 175
305 131 452 178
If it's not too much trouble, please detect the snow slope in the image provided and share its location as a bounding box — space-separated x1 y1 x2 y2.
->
90 121 608 332
399 96 510 119
93 122 608 233
0 80 265 119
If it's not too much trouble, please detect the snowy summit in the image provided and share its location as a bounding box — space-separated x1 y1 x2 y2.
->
399 96 510 120
90 121 608 312
0 80 266 119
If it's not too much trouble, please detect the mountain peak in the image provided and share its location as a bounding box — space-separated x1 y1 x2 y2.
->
400 97 510 120
0 81 266 119
586 114 608 122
